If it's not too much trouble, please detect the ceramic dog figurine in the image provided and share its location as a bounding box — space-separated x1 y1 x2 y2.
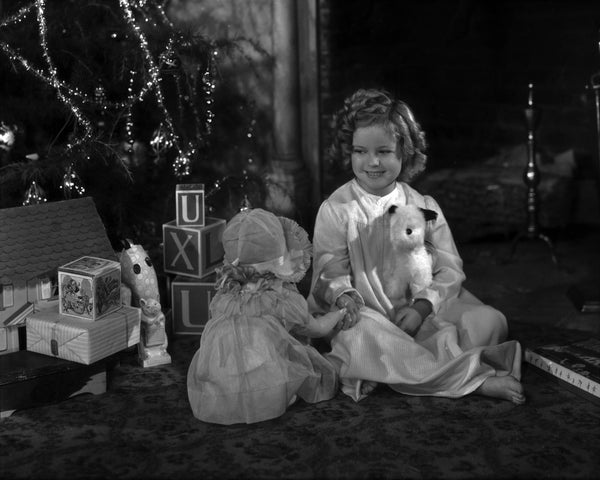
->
138 297 171 367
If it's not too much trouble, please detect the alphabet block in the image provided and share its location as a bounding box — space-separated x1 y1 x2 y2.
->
162 217 226 279
170 274 217 335
58 256 121 321
176 183 205 227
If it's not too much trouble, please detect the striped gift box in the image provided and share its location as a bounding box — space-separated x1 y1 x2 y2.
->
26 305 140 365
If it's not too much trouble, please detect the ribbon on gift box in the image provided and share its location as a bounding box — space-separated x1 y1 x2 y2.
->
36 318 87 363
50 320 59 356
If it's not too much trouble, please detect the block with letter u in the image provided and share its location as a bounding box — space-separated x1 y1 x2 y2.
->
171 274 216 334
176 183 205 228
162 217 226 279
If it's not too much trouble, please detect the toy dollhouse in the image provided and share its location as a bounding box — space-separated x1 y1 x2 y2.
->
0 197 116 355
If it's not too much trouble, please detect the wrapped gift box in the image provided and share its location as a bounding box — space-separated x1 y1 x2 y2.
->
163 217 225 279
26 305 140 365
171 274 216 334
59 256 121 321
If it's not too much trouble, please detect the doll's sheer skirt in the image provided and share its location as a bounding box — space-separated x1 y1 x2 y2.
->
187 313 337 425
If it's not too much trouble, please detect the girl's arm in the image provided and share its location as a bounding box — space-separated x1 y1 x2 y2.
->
310 201 363 312
412 195 466 314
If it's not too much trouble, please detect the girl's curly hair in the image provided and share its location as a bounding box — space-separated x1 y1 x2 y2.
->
328 88 427 183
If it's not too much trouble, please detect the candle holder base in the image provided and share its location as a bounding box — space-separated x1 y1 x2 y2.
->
505 230 558 265
567 282 600 313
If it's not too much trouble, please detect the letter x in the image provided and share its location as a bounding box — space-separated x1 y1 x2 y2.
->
170 232 194 270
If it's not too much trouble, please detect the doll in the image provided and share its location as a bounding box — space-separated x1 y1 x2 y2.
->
187 208 345 425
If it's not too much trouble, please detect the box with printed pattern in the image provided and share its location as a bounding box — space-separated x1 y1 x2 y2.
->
58 256 121 321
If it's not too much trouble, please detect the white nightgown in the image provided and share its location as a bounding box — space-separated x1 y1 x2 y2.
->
308 179 521 401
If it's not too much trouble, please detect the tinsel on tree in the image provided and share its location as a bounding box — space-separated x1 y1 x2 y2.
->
0 0 272 248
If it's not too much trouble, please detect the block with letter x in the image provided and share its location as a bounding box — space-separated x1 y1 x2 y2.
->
162 217 226 278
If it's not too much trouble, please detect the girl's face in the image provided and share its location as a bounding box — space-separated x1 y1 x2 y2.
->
351 125 402 196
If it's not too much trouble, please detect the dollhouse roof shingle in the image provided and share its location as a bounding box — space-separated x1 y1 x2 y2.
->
0 197 116 284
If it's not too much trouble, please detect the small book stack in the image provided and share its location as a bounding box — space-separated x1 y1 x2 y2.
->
525 337 600 405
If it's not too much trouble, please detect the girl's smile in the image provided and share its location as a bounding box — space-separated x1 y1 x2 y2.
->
351 125 402 196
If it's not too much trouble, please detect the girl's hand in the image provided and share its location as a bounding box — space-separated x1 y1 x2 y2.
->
319 308 347 334
336 294 360 330
393 307 423 337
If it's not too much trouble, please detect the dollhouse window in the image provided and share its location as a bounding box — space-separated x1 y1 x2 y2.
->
38 275 58 300
1 284 14 309
0 328 7 351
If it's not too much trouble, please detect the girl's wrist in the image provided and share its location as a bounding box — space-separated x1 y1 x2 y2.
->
411 299 432 321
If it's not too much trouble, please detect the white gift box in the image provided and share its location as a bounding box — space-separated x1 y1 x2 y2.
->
26 305 140 365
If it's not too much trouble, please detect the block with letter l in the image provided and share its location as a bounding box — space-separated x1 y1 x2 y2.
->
171 274 217 335
162 217 226 279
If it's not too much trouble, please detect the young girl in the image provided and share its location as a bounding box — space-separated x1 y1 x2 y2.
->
187 208 346 425
308 88 525 405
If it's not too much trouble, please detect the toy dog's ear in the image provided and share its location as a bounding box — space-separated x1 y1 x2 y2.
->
420 208 438 222
388 205 398 214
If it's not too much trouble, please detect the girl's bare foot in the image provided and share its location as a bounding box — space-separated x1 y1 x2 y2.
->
360 380 378 396
475 375 525 405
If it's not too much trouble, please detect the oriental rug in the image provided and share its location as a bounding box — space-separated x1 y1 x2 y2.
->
1 320 599 480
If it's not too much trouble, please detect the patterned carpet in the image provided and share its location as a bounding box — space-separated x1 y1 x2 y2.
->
2 229 600 480
1 320 599 480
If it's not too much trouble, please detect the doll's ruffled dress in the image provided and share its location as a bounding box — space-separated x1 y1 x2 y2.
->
187 210 338 425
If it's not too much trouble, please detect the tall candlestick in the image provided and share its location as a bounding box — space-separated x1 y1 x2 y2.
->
507 82 557 265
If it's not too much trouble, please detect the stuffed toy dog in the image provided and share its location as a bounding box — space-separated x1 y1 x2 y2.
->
383 204 438 306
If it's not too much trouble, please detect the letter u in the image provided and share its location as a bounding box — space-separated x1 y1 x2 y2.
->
181 195 201 223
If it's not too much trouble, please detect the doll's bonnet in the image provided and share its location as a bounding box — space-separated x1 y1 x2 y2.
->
222 208 312 282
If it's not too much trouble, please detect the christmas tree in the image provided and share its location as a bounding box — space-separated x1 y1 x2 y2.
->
0 0 273 249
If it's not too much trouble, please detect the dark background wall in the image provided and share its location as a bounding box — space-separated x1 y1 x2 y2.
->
318 0 600 197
